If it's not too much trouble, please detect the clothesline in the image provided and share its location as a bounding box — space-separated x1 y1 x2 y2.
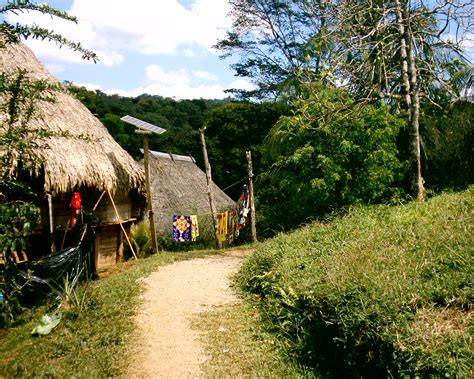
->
222 177 246 192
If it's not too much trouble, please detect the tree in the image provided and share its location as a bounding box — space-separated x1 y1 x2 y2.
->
204 101 289 199
215 0 335 99
1 0 97 61
217 0 473 200
258 84 406 234
333 0 473 200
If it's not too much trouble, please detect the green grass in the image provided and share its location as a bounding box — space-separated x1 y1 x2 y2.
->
236 187 473 377
1 188 472 378
194 301 316 378
0 249 217 378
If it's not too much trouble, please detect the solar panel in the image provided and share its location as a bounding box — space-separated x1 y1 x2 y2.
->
120 115 166 134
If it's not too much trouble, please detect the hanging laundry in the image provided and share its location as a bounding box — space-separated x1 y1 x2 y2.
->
227 207 239 242
172 215 192 241
190 215 199 241
238 184 250 229
217 211 228 242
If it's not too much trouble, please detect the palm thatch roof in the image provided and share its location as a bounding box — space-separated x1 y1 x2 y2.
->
0 37 144 195
145 150 235 236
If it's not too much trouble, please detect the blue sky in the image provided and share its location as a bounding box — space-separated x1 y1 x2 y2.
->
3 0 254 99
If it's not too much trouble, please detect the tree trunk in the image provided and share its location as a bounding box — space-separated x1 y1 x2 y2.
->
246 150 257 243
403 1 426 201
396 0 426 201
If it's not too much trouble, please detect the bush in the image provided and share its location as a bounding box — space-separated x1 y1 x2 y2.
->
236 188 473 377
257 85 407 234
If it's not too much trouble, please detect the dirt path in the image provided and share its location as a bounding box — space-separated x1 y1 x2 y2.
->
125 251 248 378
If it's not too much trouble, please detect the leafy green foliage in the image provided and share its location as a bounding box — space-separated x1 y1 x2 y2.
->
205 101 289 199
0 70 59 257
257 85 407 234
215 0 334 100
422 100 474 190
127 221 152 259
236 188 473 377
1 0 97 62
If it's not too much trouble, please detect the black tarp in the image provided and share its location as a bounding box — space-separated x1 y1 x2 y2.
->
5 223 98 305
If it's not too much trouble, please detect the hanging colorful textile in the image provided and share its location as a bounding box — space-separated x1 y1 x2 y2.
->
172 215 192 241
217 211 228 242
190 215 199 241
227 207 239 242
238 185 250 229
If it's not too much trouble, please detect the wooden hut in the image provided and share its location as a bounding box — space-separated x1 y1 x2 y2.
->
145 150 234 239
0 38 145 269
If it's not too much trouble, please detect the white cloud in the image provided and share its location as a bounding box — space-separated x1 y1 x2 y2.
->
229 79 258 92
67 0 230 57
4 0 230 63
79 82 227 100
192 70 218 82
74 74 256 101
3 0 238 99
146 65 190 86
182 48 196 57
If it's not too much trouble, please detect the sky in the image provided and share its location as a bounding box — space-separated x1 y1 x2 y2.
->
3 1 472 100
3 0 254 100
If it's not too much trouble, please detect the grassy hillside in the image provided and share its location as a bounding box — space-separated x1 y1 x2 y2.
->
236 187 473 377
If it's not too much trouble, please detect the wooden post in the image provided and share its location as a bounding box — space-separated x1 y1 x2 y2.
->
138 130 159 254
199 127 222 249
246 150 257 243
47 194 56 252
107 189 138 260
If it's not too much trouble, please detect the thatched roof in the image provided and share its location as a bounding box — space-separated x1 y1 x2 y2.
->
0 38 144 195
145 150 235 236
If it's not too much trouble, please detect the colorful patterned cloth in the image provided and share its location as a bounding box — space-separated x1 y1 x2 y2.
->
190 215 199 241
217 211 228 242
227 208 239 242
172 215 192 241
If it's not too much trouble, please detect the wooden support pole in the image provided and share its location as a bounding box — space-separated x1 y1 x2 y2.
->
246 150 257 243
140 131 159 254
199 127 222 249
47 194 56 252
107 189 138 260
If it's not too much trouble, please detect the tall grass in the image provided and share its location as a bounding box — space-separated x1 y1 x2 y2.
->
0 249 216 378
236 187 473 377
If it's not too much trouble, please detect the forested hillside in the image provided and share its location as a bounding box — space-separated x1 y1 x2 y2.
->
70 85 473 238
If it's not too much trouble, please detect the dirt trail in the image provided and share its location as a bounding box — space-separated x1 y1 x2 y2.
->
125 251 248 378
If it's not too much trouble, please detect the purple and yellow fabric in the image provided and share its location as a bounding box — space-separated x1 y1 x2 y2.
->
172 215 192 241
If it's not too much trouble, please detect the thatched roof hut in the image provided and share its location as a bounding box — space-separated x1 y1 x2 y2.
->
145 150 234 238
0 37 144 195
1 37 145 269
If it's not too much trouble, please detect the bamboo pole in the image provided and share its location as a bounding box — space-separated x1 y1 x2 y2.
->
246 150 257 243
93 190 106 212
107 189 138 260
199 127 222 249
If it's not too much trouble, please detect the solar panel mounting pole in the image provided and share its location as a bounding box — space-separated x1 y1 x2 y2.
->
121 115 166 255
137 130 159 254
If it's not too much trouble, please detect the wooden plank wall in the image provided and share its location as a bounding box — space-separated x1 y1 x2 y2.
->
34 188 141 269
